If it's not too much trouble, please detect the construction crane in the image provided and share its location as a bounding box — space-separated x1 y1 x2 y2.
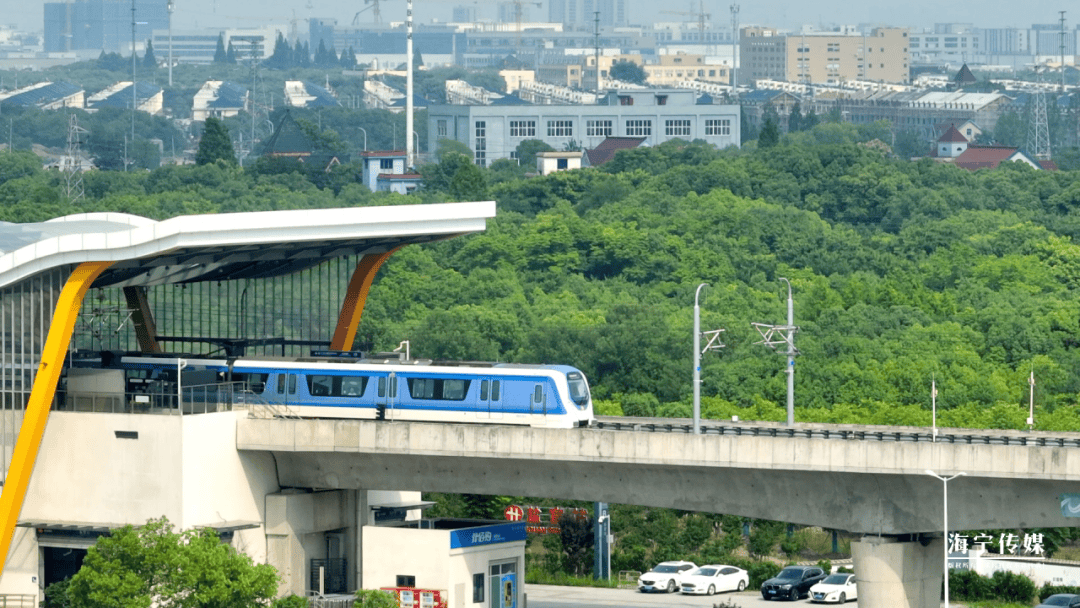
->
353 0 390 24
502 0 541 56
661 0 710 45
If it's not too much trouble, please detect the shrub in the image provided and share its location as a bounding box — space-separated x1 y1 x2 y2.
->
747 562 781 588
1041 585 1080 601
948 569 1036 603
949 569 992 601
817 559 832 574
990 570 1036 603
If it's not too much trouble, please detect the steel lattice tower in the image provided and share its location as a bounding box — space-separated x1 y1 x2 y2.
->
64 114 86 204
1028 87 1051 160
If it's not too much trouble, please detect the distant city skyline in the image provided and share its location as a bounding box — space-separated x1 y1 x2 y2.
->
8 0 1069 38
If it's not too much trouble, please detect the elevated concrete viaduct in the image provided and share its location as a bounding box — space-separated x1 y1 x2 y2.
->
240 418 1080 608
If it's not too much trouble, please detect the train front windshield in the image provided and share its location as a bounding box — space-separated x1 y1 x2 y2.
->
567 372 590 409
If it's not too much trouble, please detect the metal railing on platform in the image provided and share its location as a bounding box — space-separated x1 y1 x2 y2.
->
0 594 36 607
307 593 355 608
617 570 641 589
60 383 301 419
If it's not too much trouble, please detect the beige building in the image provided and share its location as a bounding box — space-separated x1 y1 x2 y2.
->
643 52 729 85
740 27 910 86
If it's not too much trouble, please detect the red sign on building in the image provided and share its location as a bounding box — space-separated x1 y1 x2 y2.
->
503 505 589 534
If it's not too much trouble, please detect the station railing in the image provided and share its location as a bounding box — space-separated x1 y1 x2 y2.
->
58 383 299 419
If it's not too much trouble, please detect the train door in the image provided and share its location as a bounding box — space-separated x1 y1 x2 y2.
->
376 373 397 420
478 377 502 422
274 372 298 406
531 382 547 424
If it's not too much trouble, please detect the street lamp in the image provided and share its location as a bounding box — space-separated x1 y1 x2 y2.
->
926 469 966 608
358 126 367 151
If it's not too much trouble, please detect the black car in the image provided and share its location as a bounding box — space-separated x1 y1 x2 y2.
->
761 566 827 601
1037 594 1080 608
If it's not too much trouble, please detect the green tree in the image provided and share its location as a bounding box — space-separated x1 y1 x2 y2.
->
264 33 292 69
515 139 555 171
213 35 227 63
993 110 1025 146
355 589 400 608
788 101 803 132
67 517 277 608
195 117 237 166
142 40 157 69
609 60 647 84
759 116 780 148
740 106 757 142
558 512 594 576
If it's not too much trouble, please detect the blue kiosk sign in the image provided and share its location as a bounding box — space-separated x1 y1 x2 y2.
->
450 522 528 549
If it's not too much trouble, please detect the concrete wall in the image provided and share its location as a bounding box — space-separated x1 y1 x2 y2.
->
238 419 1080 534
363 527 451 592
23 411 274 530
852 537 942 608
1 528 41 601
266 490 353 597
362 525 524 608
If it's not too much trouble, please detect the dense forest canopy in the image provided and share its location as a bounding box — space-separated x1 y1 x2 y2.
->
4 118 1080 431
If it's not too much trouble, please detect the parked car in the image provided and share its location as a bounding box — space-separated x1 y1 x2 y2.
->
809 573 857 604
1037 594 1080 608
637 561 698 593
680 564 749 595
760 565 827 601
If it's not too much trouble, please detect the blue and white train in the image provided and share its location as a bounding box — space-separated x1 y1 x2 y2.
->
70 351 595 429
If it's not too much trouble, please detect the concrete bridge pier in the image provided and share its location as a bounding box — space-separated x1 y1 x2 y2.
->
851 535 942 608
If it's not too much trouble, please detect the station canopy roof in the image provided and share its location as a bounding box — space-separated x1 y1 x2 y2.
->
0 202 496 290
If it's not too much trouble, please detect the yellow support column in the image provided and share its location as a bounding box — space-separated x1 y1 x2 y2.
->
330 248 402 351
0 261 113 578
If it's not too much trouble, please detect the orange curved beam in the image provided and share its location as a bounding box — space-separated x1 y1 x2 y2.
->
330 248 403 351
0 261 114 578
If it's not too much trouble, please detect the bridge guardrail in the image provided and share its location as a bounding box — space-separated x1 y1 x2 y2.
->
593 419 1080 447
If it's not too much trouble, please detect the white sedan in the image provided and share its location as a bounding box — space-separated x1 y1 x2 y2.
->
679 565 749 596
809 573 858 604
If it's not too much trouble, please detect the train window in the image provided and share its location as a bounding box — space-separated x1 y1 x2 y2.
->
533 385 543 403
308 375 334 396
491 380 501 401
567 372 590 406
341 377 367 397
377 376 397 398
443 379 466 400
242 373 268 394
480 380 489 400
276 374 297 395
306 375 368 397
411 378 436 399
406 377 471 401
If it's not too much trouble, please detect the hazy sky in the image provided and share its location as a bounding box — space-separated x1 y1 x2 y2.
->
7 0 1062 37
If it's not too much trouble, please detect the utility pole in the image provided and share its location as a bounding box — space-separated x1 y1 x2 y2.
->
1061 11 1068 91
167 0 174 86
406 0 414 168
594 11 601 91
730 4 739 96
692 283 725 434
131 0 137 149
752 278 799 426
